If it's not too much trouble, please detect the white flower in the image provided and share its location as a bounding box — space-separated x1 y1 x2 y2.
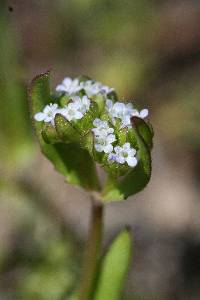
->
105 100 114 124
72 95 91 114
108 143 137 167
132 108 149 119
106 100 148 128
100 85 114 94
59 102 83 121
93 118 109 129
56 77 81 95
106 100 133 127
56 77 114 97
82 81 101 97
34 103 59 125
107 152 117 162
105 99 115 124
113 102 128 119
92 118 114 137
92 118 116 153
94 134 116 153
59 95 90 121
106 100 127 118
81 80 114 97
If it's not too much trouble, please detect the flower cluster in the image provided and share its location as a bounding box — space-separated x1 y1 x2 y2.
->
34 76 150 169
108 143 137 167
34 95 90 124
106 99 148 128
56 77 114 97
82 80 114 97
59 95 90 121
92 119 116 154
56 78 81 95
92 119 137 167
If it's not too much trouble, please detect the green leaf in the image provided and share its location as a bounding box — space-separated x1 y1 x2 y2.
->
80 131 94 157
75 102 99 135
55 114 81 143
94 229 132 300
136 119 154 150
42 123 61 144
29 71 100 191
116 127 128 146
102 117 152 201
59 94 71 107
92 94 106 114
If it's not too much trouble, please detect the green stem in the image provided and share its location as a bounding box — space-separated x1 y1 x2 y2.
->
79 194 104 300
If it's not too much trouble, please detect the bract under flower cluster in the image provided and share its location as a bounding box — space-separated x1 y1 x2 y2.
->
34 76 149 170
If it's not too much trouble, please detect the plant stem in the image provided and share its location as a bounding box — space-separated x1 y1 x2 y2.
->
79 194 104 300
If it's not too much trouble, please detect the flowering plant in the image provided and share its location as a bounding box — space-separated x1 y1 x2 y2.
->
30 71 153 202
29 71 153 300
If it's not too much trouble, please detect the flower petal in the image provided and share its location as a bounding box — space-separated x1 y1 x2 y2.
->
114 146 122 154
56 84 66 92
106 134 116 143
108 153 116 162
129 148 137 156
123 143 131 151
139 109 148 119
34 112 45 121
126 156 137 167
95 144 103 152
43 105 51 114
104 144 113 153
44 116 52 123
93 118 102 127
106 99 113 109
75 111 83 119
116 155 125 164
63 77 72 86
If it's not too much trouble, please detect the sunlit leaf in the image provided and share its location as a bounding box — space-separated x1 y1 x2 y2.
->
29 71 100 191
94 229 132 300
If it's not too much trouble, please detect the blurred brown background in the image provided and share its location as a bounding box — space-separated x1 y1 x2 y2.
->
0 0 200 299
